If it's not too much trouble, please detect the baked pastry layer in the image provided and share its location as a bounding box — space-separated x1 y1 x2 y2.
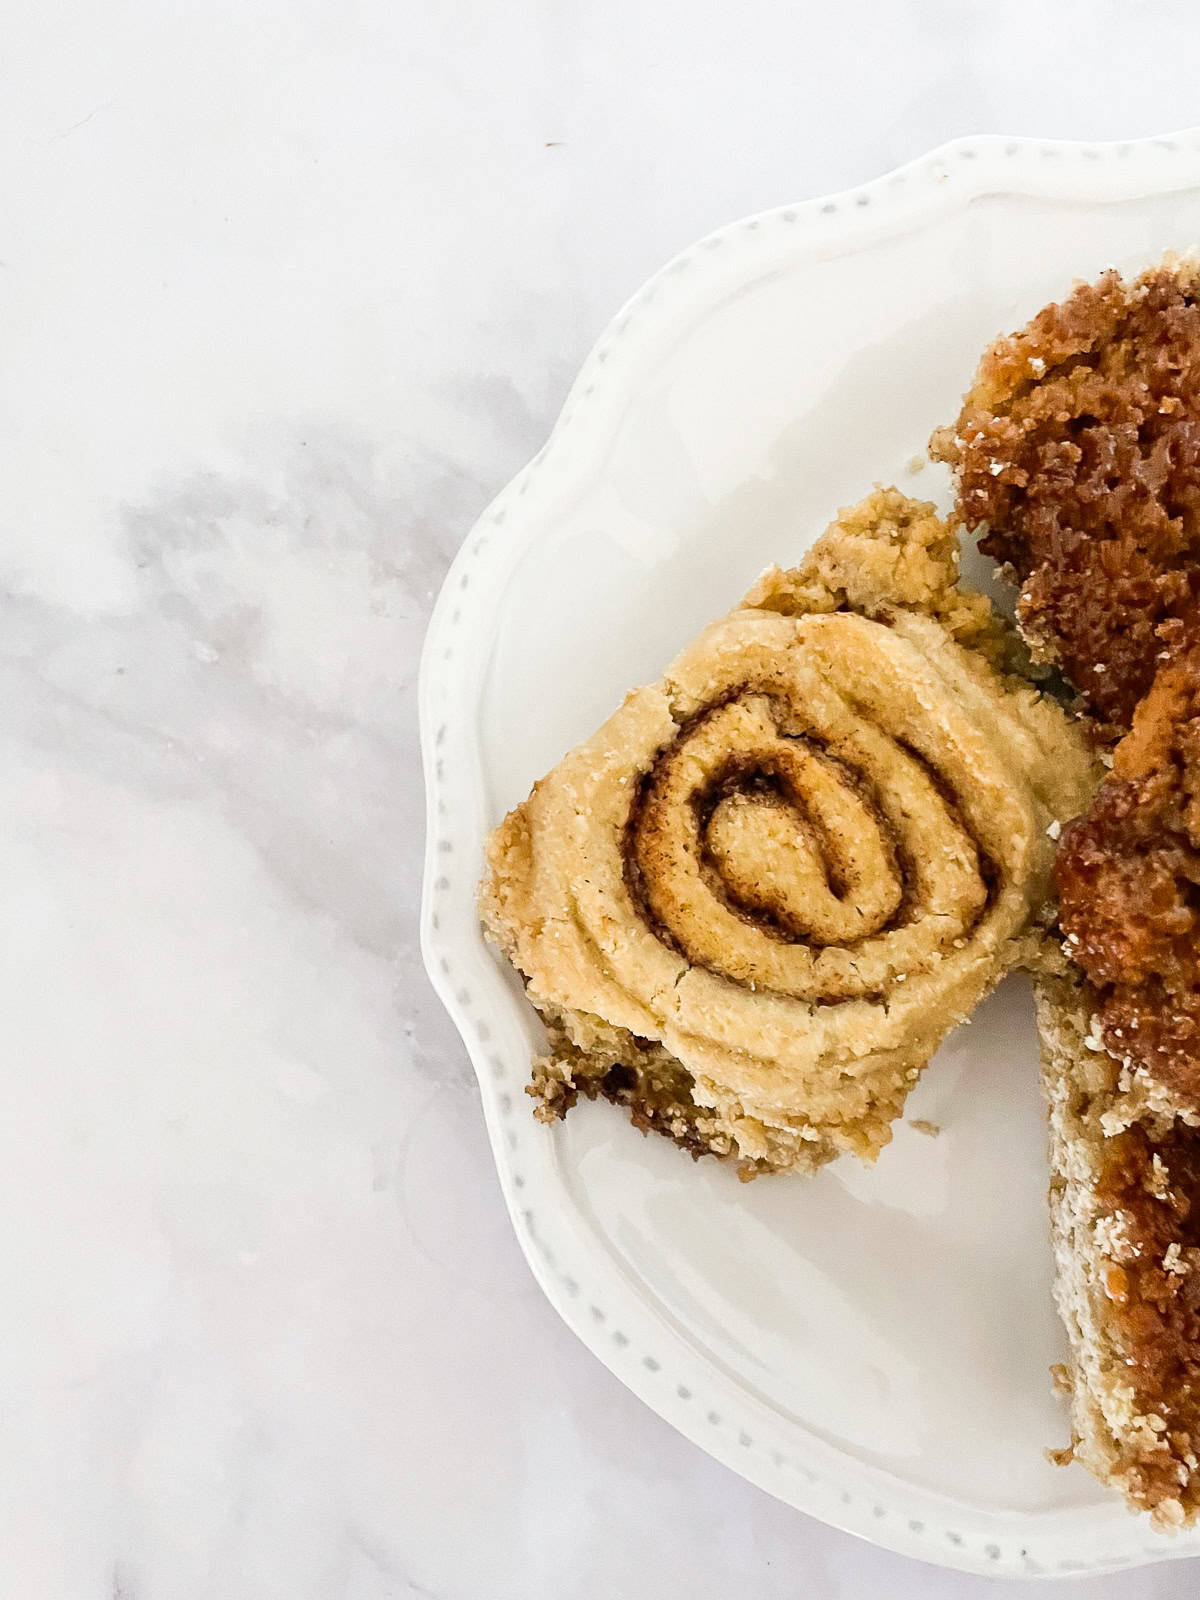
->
481 489 1096 1175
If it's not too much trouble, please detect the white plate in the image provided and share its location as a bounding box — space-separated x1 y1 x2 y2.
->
420 130 1200 1579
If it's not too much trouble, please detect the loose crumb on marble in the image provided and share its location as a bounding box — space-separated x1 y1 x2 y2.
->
909 1118 941 1138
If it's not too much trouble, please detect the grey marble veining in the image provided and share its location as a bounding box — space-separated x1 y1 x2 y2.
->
7 1 1200 1595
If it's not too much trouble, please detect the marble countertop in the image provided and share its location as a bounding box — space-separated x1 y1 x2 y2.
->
7 3 1200 1596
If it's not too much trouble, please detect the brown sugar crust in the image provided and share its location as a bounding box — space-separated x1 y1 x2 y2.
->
935 263 1200 741
1056 623 1200 1112
1040 974 1200 1524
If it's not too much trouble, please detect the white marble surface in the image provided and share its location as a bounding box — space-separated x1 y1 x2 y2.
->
6 4 1200 1596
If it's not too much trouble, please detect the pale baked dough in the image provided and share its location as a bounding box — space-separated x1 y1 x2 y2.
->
481 489 1097 1175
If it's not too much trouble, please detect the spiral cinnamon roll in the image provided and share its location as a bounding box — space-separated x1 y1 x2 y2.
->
481 489 1097 1175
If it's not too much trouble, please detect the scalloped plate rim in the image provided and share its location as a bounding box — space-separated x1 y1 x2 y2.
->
419 127 1200 1579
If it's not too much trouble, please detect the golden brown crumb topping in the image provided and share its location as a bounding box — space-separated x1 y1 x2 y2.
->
936 264 1200 741
482 489 1094 1176
948 263 1200 1516
1056 625 1200 1108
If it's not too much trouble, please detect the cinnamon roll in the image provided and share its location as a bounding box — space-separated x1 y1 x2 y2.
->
480 489 1096 1175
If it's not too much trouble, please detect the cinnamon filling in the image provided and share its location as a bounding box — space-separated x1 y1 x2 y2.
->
627 718 913 959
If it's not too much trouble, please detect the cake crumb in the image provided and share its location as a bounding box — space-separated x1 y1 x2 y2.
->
1164 1242 1187 1276
909 1118 941 1138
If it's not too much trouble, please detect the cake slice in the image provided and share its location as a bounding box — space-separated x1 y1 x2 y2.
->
1038 970 1200 1526
938 264 1200 1520
932 258 1200 744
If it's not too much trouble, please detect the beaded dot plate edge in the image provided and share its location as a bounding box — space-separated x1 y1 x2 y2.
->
419 129 1200 1580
